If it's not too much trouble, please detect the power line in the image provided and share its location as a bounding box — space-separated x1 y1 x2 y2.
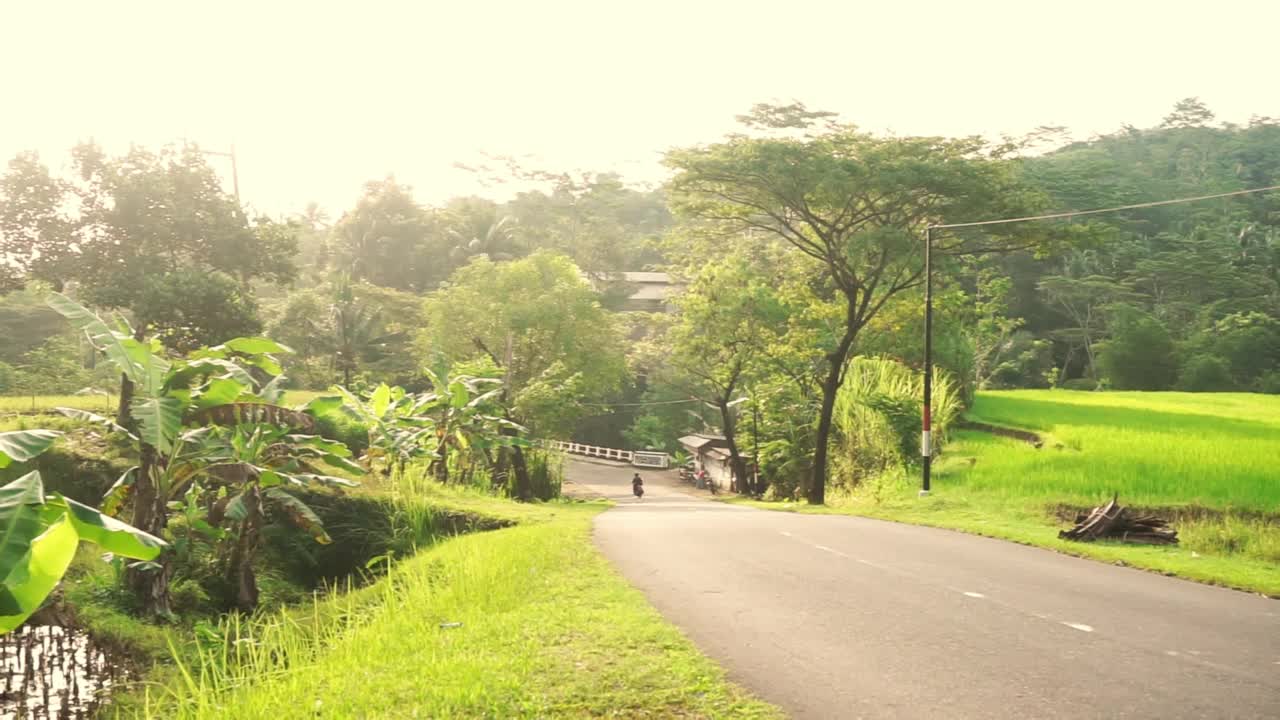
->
933 184 1280 230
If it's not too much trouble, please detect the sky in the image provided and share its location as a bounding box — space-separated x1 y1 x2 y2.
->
2 0 1278 217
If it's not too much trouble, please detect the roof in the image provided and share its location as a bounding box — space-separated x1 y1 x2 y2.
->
677 434 729 451
618 272 670 283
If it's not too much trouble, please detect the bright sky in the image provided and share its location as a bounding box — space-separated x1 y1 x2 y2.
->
2 0 1277 217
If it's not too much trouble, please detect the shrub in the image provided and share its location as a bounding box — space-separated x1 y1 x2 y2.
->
313 412 370 456
1177 355 1235 392
1059 377 1100 391
1256 370 1280 395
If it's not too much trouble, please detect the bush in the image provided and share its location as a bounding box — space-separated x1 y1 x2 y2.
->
1059 377 1100 391
1177 355 1235 392
1257 370 1280 395
1098 306 1177 390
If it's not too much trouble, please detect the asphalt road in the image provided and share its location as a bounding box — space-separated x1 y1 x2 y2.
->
571 460 1280 719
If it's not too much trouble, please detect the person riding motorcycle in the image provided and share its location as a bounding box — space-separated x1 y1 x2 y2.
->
632 472 644 498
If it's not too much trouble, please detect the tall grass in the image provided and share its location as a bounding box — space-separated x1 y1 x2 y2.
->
832 356 962 487
135 505 776 719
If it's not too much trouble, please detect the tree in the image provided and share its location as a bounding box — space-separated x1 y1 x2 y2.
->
1097 305 1178 390
666 105 1047 503
665 253 784 494
421 252 626 499
0 152 75 292
332 178 442 291
1162 97 1216 129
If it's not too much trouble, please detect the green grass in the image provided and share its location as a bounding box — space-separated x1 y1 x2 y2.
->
736 390 1280 596
127 498 777 719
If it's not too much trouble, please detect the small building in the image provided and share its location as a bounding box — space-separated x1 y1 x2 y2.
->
586 271 685 313
677 433 737 492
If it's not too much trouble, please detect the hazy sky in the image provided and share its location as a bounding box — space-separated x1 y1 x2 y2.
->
3 0 1277 217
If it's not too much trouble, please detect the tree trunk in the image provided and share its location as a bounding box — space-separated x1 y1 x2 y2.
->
127 451 172 617
809 314 857 505
226 487 262 612
719 401 750 495
511 444 532 501
116 372 133 427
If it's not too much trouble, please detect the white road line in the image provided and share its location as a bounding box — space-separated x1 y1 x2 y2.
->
779 531 793 537
1062 622 1094 633
813 544 841 555
962 591 986 598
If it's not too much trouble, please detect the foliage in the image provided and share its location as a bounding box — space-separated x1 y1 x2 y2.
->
667 104 1050 503
1098 305 1178 391
1177 355 1235 392
832 356 962 490
0 433 164 633
421 251 627 437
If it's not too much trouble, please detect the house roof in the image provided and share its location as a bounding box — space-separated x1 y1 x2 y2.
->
677 434 729 451
618 272 670 283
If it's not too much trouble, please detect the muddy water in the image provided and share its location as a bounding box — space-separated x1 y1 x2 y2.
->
1 625 124 719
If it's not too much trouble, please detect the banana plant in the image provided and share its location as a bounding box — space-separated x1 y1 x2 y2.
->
48 293 300 616
197 422 363 611
417 360 527 483
1 431 165 634
330 383 438 472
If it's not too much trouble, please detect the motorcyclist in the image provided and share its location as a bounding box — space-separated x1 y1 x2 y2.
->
632 472 644 498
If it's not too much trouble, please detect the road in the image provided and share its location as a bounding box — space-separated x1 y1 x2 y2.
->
569 460 1280 719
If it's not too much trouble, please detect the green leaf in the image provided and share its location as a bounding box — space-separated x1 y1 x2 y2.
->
0 471 47 589
246 354 284 377
49 494 165 560
132 397 183 454
318 452 366 475
194 377 247 410
56 408 137 439
301 395 344 417
449 382 469 409
0 513 78 633
264 488 330 544
370 383 392 419
0 430 61 469
47 293 143 383
225 494 248 523
260 375 286 404
257 470 285 489
287 434 352 458
101 466 138 518
222 337 293 355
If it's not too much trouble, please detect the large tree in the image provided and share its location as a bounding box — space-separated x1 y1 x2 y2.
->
421 251 626 498
332 178 443 291
667 104 1047 503
0 152 76 291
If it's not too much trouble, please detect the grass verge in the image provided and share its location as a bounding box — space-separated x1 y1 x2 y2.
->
733 390 1280 597
126 498 777 719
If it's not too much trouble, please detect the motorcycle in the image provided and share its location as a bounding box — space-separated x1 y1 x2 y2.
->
633 483 644 498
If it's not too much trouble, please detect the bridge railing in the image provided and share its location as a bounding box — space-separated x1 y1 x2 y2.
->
535 441 671 468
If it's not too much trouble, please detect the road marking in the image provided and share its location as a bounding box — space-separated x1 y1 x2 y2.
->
1062 622 1094 633
962 591 986 598
814 544 838 554
779 531 793 537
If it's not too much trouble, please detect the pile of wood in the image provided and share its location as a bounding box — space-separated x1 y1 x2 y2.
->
1059 496 1178 545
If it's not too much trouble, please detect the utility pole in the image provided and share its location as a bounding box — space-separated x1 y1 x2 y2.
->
921 226 934 497
199 145 240 206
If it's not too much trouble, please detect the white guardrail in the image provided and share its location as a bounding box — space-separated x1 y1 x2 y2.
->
537 440 670 468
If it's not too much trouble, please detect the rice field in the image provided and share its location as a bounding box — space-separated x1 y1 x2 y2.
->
952 390 1280 511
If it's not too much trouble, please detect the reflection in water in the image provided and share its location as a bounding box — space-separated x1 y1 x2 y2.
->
1 625 123 719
